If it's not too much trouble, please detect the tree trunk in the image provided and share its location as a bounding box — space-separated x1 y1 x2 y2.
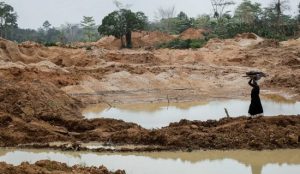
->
276 0 281 34
120 36 125 48
125 31 132 48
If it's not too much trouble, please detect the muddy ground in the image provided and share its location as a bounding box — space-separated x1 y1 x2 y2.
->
0 160 125 174
0 79 299 150
0 32 299 152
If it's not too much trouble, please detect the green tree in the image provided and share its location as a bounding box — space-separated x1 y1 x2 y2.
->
42 20 51 31
175 11 193 33
234 0 262 24
0 1 17 38
194 14 212 29
81 16 96 41
98 9 147 48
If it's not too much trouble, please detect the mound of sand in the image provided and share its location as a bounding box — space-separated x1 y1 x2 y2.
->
0 38 103 67
96 36 122 49
0 80 82 120
19 41 43 48
235 33 264 47
235 33 259 40
205 33 264 50
104 49 161 64
179 28 205 40
28 60 69 73
204 38 239 50
132 31 175 48
95 31 176 49
0 38 42 63
280 38 300 47
253 39 279 48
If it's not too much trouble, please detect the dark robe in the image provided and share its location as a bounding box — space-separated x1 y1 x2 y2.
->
248 79 263 115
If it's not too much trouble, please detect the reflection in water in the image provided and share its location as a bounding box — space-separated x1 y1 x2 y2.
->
83 99 300 128
0 149 299 174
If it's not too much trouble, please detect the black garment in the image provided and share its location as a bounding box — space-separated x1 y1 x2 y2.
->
248 79 263 115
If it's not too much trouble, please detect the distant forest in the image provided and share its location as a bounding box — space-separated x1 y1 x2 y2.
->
0 0 300 44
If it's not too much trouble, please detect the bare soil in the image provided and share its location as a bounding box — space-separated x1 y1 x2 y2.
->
0 32 299 151
0 81 299 150
0 160 125 174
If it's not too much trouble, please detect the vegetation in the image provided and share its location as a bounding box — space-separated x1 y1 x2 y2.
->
81 16 98 42
0 1 17 38
0 0 299 46
98 9 147 48
150 0 299 41
158 39 207 49
149 9 193 34
210 0 235 21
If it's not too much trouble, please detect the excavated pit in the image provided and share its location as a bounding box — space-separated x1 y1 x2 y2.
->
0 33 299 173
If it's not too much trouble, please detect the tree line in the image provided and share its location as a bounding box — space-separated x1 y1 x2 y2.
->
0 1 100 44
0 0 300 47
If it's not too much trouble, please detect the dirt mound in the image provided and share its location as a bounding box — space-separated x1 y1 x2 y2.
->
0 38 103 67
96 36 122 49
0 65 79 88
179 28 205 40
19 41 44 48
280 57 300 68
0 38 42 63
264 73 300 94
235 33 264 47
0 76 118 145
280 38 300 47
0 160 125 174
235 33 258 40
204 38 239 50
204 33 264 50
147 116 300 150
253 39 279 48
131 31 175 48
95 31 175 49
0 80 82 121
104 50 160 64
0 78 145 146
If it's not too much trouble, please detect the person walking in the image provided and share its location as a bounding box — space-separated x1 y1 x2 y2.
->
248 78 263 116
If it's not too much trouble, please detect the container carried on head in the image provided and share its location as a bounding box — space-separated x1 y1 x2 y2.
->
244 71 267 81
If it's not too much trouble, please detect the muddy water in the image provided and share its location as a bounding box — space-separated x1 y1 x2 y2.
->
83 98 300 128
0 149 299 174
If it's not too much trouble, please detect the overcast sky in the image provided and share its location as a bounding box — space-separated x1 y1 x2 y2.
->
3 0 300 29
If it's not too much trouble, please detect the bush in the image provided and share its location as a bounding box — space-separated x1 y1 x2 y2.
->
190 39 207 48
44 42 58 47
157 39 207 49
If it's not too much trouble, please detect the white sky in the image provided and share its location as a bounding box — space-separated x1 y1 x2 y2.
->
3 0 300 29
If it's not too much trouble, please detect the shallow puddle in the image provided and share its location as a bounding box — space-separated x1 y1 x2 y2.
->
83 98 300 128
0 149 299 174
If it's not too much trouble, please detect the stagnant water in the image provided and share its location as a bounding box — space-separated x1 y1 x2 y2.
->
83 97 300 128
0 149 299 174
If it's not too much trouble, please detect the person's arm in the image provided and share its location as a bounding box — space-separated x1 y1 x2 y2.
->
248 79 255 87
